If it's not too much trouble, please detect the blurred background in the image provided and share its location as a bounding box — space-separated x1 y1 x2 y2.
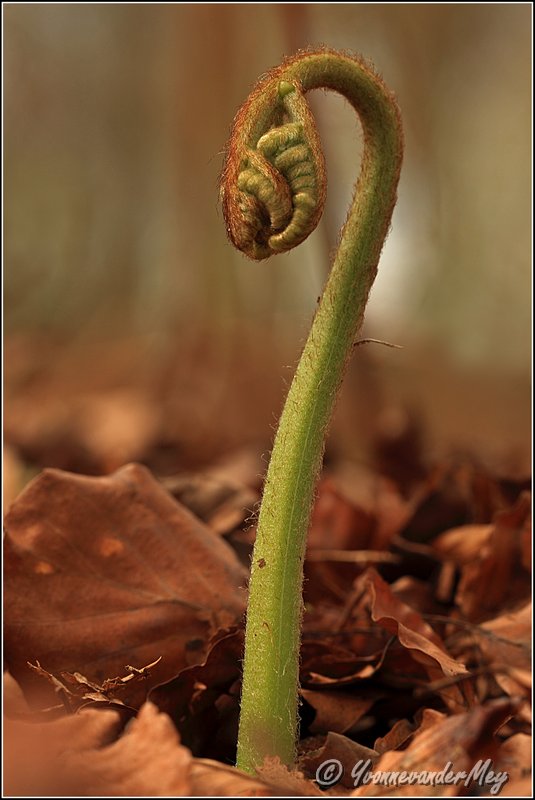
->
4 4 531 499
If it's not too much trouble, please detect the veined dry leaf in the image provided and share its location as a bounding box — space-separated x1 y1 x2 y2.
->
432 494 531 619
4 464 247 710
308 478 375 552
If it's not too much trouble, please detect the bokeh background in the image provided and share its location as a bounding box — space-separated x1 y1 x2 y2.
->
4 4 531 498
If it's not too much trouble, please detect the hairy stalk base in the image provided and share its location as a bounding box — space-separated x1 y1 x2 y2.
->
220 47 403 773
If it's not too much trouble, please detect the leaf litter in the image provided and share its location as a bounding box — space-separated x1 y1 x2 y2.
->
3 413 532 796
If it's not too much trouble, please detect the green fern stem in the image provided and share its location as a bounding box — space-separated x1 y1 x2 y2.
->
220 48 403 773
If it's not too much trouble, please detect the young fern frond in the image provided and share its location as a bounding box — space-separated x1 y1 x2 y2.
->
220 47 404 773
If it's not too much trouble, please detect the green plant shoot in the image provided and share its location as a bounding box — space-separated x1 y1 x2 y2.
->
220 47 404 773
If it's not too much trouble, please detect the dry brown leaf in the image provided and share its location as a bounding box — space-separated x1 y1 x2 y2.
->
432 523 494 563
4 705 122 796
301 638 390 688
399 459 508 545
163 471 258 535
357 568 471 708
494 733 532 793
480 603 532 703
328 461 411 552
149 627 243 761
373 718 416 754
4 464 247 711
350 698 519 796
189 759 271 796
70 702 192 796
301 689 377 735
256 756 324 796
455 493 531 618
308 478 375 552
4 671 36 717
25 657 163 715
300 731 379 790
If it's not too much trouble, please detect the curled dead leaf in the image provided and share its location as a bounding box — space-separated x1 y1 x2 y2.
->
354 568 472 709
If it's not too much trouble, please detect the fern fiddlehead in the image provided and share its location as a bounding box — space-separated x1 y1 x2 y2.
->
222 78 326 259
220 48 404 773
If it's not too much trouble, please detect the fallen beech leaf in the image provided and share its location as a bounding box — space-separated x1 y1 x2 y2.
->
4 464 247 710
5 701 194 797
494 734 532 796
399 459 512 545
163 471 258 536
70 702 192 796
357 568 471 708
479 603 532 702
414 707 447 731
189 759 270 796
308 478 375 552
455 493 531 618
4 705 122 796
300 731 379 790
301 638 391 688
256 756 324 796
432 523 494 563
389 575 439 617
5 671 268 798
327 461 411 552
4 671 32 718
149 627 243 761
301 689 377 735
373 718 416 754
480 603 531 666
351 697 519 796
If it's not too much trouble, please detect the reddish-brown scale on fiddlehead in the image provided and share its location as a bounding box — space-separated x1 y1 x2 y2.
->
221 70 326 260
